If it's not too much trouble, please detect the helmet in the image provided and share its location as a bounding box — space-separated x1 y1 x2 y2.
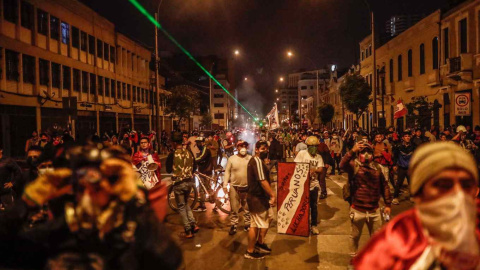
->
456 125 467 133
305 136 320 146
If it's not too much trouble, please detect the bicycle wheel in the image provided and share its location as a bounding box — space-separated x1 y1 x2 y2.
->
214 185 231 214
168 184 198 212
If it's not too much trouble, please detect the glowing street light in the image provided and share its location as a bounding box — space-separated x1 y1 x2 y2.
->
279 77 284 82
244 77 248 81
234 50 240 56
276 98 279 101
287 51 293 58
275 89 278 93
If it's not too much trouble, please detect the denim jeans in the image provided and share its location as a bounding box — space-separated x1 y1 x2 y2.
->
229 186 250 226
173 179 196 231
394 167 410 198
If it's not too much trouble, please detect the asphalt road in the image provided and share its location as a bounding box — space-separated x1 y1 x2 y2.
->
160 157 413 270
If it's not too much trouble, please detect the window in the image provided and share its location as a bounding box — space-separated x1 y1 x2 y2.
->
213 94 224 98
73 69 80 92
459 18 468 54
82 71 88 93
80 31 87 51
110 46 115 62
300 86 307 90
98 76 103 96
22 54 35 84
62 66 70 90
105 78 110 97
110 79 115 98
368 45 372 56
4 0 18 23
103 43 109 61
39 59 49 85
397 55 403 81
132 86 136 101
51 63 60 88
61 22 69 44
214 103 224 107
407 49 413 77
126 84 130 101
214 113 224 119
90 74 96 95
389 59 394 83
50 16 59 40
88 35 95 54
443 28 449 63
142 89 145 103
97 39 103 58
432 37 439 70
419 44 425 74
72 27 79 48
117 82 122 99
361 51 364 61
21 1 33 29
37 9 48 35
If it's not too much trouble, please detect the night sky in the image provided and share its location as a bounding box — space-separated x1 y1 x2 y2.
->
80 0 449 114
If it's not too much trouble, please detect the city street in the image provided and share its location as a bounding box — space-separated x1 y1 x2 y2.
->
162 164 413 270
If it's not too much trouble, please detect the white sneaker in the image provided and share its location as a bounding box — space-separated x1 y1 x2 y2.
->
392 198 399 205
311 226 320 235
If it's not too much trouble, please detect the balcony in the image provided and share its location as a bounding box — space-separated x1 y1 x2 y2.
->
427 70 440 86
447 54 473 81
403 77 415 92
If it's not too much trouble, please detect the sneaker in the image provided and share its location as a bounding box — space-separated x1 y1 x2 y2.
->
229 225 237 235
193 206 207 212
311 226 320 235
392 198 399 205
319 192 327 199
244 251 265 260
183 230 194 239
255 242 272 254
244 225 250 232
191 224 200 234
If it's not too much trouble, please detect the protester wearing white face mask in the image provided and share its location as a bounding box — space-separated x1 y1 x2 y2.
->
224 141 252 235
354 142 480 270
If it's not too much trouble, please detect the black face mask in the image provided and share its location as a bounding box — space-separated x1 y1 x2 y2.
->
259 152 268 160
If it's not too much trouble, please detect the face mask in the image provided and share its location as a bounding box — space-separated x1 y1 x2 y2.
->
417 190 479 256
308 147 317 156
38 167 54 176
259 151 268 160
359 152 373 163
239 148 247 156
261 137 266 141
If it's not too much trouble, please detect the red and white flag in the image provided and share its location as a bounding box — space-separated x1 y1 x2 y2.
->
394 99 407 119
266 104 279 130
277 162 310 237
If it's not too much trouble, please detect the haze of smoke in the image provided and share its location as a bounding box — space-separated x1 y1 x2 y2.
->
237 80 265 117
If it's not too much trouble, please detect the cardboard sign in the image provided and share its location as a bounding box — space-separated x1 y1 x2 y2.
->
277 162 310 237
455 92 471 116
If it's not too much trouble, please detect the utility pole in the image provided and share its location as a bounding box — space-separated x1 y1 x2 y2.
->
371 11 377 128
154 13 161 145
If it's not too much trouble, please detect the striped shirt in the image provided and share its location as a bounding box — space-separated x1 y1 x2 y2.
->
247 156 271 213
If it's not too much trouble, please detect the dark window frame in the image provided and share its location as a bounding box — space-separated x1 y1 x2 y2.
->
419 43 425 74
407 49 413 77
80 31 87 51
39 58 49 86
20 1 33 30
72 27 79 48
97 39 103 58
37 9 48 36
432 37 439 70
389 59 394 83
73 69 80 92
397 54 403 81
62 66 71 90
50 15 60 40
22 54 35 84
61 22 70 44
443 28 449 64
4 0 18 23
88 35 95 54
51 62 60 88
459 18 468 54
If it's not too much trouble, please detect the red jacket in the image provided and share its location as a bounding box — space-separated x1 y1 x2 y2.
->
132 151 162 181
353 200 480 269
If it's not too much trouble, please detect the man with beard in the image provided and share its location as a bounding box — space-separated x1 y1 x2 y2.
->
224 141 251 235
132 137 161 190
245 141 275 260
0 145 182 269
354 142 480 269
340 142 392 258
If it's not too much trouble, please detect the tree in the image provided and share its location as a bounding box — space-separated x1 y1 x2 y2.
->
339 74 372 120
317 103 335 126
199 112 212 130
405 96 442 129
165 85 200 128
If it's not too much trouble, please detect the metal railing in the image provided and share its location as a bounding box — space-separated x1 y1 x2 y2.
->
449 57 461 73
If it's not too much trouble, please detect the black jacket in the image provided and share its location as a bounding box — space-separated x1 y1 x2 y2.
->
0 157 22 195
268 139 283 160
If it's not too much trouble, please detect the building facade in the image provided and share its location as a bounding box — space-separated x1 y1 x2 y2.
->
0 0 170 157
211 74 231 130
359 1 480 132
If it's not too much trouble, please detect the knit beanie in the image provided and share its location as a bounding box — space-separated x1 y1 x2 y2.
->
409 142 479 195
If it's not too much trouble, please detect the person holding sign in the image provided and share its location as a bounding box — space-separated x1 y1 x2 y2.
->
245 141 275 260
294 136 325 235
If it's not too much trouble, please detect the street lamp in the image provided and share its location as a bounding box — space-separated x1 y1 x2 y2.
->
279 77 284 82
244 77 248 81
287 51 293 58
234 49 240 56
275 89 278 93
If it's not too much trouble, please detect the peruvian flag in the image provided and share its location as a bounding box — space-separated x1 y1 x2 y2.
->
394 99 407 119
277 162 310 237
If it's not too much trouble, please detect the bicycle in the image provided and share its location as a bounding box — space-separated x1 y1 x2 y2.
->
168 166 231 214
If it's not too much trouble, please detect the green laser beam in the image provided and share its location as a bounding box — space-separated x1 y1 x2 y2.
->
128 0 258 122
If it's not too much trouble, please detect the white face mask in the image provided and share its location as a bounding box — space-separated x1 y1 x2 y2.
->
417 190 479 255
239 148 247 156
38 167 54 176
